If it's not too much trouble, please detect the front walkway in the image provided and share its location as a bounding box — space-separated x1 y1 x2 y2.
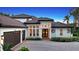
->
11 40 79 51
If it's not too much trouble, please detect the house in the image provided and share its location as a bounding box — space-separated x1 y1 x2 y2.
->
0 15 26 46
11 14 73 40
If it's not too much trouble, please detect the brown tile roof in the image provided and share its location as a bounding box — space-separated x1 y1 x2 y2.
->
24 17 54 24
24 17 40 24
11 14 32 18
38 17 54 21
52 22 72 28
0 15 25 28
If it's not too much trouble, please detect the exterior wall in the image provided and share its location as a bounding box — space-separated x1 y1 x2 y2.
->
0 28 25 44
26 21 52 39
51 28 73 37
15 18 32 23
15 19 27 23
25 21 73 39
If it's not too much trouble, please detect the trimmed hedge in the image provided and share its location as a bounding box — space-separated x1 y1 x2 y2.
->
26 38 42 40
51 37 79 42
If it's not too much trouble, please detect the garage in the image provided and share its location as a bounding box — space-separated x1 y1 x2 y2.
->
4 31 21 46
0 15 26 46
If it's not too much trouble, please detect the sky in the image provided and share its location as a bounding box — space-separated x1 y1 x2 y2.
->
0 7 74 23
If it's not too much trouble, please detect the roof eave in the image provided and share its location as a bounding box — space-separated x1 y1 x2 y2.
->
24 22 40 24
11 16 32 18
51 26 73 28
0 25 26 28
38 20 53 21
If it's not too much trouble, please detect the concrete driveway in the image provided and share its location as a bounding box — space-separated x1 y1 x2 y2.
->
12 40 79 51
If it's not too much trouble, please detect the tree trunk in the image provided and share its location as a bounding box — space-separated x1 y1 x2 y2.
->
74 19 78 32
67 20 70 32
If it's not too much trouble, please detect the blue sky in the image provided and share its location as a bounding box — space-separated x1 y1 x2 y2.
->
0 7 74 23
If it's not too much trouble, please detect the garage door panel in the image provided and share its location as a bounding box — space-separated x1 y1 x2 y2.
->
4 31 20 46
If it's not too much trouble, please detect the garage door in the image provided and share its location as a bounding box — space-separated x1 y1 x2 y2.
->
4 31 20 46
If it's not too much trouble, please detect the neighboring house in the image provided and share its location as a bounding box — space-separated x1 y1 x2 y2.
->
0 15 26 46
11 14 73 40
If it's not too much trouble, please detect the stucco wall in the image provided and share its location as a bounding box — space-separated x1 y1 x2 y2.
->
51 28 73 37
15 19 27 23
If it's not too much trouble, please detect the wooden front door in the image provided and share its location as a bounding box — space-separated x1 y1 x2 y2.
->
42 29 49 39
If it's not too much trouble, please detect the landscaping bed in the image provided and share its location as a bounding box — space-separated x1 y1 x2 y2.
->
3 43 12 51
51 37 79 42
19 47 29 51
26 38 42 40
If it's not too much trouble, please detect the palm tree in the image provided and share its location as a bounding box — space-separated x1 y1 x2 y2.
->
63 15 70 32
70 8 79 31
63 15 70 25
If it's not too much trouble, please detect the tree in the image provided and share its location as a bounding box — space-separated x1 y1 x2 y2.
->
0 12 10 16
63 15 70 25
70 7 79 31
63 15 70 32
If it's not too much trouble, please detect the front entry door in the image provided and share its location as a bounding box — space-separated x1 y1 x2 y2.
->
42 29 49 39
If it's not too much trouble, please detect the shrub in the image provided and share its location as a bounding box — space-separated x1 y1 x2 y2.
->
19 47 29 51
73 33 78 36
3 43 12 51
26 38 42 40
51 37 79 42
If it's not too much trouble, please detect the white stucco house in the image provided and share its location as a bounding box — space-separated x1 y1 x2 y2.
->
0 14 73 51
11 14 73 40
0 15 26 46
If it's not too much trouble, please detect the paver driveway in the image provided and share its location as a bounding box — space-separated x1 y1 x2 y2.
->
12 40 79 51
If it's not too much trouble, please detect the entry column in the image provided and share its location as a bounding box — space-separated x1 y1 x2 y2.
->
20 30 23 43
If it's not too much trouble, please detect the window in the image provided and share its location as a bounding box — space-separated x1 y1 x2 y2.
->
33 29 35 36
37 29 39 36
60 28 63 36
45 25 47 27
29 29 32 36
33 26 35 28
37 26 39 28
67 28 70 33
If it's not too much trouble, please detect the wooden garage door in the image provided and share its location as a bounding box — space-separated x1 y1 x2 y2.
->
4 31 20 46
